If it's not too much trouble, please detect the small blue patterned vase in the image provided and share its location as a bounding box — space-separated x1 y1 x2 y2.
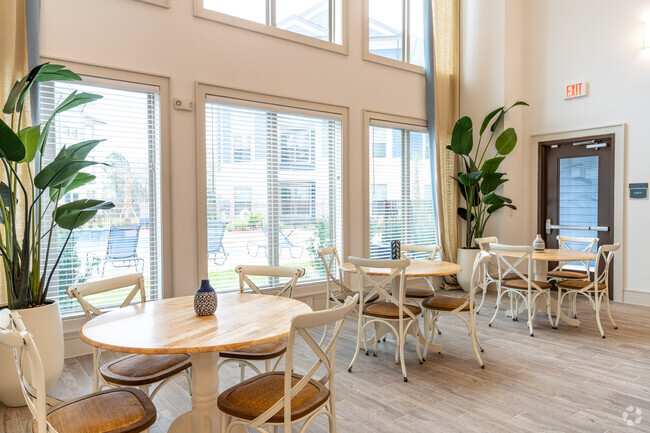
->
391 240 401 260
194 279 217 316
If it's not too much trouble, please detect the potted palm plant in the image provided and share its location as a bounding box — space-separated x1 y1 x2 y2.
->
0 63 114 406
448 101 528 290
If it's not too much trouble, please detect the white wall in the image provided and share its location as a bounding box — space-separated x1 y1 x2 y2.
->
461 0 650 305
40 0 427 297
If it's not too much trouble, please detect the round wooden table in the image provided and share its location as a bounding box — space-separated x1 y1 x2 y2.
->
493 248 596 326
81 293 312 433
341 259 462 352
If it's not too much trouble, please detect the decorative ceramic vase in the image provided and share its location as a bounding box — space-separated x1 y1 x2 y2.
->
533 234 545 251
391 240 401 259
194 279 217 316
0 300 64 407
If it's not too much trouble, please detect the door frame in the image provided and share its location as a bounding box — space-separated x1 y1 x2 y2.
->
530 124 625 302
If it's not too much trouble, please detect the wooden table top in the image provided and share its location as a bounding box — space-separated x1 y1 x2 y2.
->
341 259 461 277
80 293 312 355
495 248 596 262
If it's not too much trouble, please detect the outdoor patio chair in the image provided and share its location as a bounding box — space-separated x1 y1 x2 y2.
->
89 225 145 277
247 227 303 258
208 221 229 265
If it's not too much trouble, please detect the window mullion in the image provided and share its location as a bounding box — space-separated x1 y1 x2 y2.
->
268 0 276 27
402 130 410 242
402 0 409 63
266 112 280 277
147 93 160 301
328 0 335 43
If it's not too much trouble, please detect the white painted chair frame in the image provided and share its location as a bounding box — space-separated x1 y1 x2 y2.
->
218 265 305 380
400 244 440 293
474 236 499 314
423 251 491 368
221 295 358 433
555 243 619 338
347 257 423 382
488 244 554 336
549 235 599 319
67 273 192 399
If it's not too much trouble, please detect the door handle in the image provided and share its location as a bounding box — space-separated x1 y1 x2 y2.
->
545 219 609 235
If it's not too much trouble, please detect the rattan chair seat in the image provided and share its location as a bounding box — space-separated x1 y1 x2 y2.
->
331 290 378 303
488 272 522 281
402 287 435 298
547 270 589 280
36 388 156 433
557 280 605 291
217 372 329 423
100 354 191 386
221 339 288 361
363 302 422 318
503 279 552 290
421 295 469 312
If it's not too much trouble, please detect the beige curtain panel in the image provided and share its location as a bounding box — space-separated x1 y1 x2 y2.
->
432 0 460 289
0 0 31 304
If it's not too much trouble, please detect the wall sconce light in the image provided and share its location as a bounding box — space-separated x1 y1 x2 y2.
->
645 21 650 48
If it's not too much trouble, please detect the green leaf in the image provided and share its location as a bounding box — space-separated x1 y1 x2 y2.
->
34 159 102 190
32 64 82 83
487 203 516 214
0 182 12 206
457 207 475 222
481 157 505 176
54 199 114 230
483 193 504 205
507 101 529 110
37 91 103 153
49 173 96 201
454 177 480 206
480 107 503 135
458 171 482 186
480 173 507 195
67 139 104 160
495 128 517 155
0 119 27 162
450 116 473 155
3 78 26 114
18 125 40 163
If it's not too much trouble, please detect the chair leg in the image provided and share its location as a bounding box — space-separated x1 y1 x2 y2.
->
595 293 606 338
373 322 379 356
527 291 534 337
603 291 618 329
545 291 554 328
489 287 503 327
92 348 101 392
398 321 408 382
469 315 484 368
422 310 430 361
476 281 489 314
348 314 364 372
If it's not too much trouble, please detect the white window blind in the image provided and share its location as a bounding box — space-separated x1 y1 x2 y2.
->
369 0 425 67
39 79 163 317
203 0 343 44
369 122 436 259
205 96 343 292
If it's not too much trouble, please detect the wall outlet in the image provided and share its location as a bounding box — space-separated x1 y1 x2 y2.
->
173 98 194 111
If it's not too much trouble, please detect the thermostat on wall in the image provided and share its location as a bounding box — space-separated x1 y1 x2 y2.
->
629 183 648 199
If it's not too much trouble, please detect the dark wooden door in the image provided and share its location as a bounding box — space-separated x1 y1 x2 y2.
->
538 134 615 297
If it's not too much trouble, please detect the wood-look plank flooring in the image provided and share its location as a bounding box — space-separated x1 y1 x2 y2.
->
2 291 650 433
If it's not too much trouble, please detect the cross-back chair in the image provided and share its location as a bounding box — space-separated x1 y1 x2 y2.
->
218 265 305 381
347 257 423 382
218 295 358 433
422 251 491 368
399 244 440 299
488 244 554 336
0 310 157 433
67 274 192 399
555 243 619 338
474 236 521 314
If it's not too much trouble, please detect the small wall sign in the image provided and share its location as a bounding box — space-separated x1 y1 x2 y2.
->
629 183 648 199
565 82 588 99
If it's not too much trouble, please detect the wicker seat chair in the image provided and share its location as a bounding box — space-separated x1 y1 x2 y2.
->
0 310 157 433
399 244 440 299
67 274 192 398
218 265 305 381
489 244 554 336
219 295 358 433
555 243 619 338
421 251 491 368
347 257 423 382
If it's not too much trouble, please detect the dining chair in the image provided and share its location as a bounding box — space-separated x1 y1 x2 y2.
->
399 244 440 299
547 235 598 318
474 236 521 314
421 251 491 368
218 295 358 433
488 244 554 336
555 243 619 338
347 257 423 382
218 265 305 381
0 310 157 433
67 274 192 399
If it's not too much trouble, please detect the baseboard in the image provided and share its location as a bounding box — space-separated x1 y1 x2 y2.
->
624 289 650 307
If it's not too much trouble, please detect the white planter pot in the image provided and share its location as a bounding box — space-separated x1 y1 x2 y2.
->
457 248 480 292
0 300 64 407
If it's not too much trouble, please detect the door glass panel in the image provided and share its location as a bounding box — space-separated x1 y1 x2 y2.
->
558 156 598 270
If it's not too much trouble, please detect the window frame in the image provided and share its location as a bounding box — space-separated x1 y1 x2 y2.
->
194 0 349 56
196 83 349 292
363 110 428 257
39 58 172 320
363 0 425 74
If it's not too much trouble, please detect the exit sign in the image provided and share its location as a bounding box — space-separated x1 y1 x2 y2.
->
565 82 588 99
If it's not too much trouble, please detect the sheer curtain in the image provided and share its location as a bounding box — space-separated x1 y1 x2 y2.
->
424 0 460 288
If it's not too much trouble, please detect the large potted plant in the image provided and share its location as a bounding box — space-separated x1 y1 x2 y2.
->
0 63 114 406
448 102 528 290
